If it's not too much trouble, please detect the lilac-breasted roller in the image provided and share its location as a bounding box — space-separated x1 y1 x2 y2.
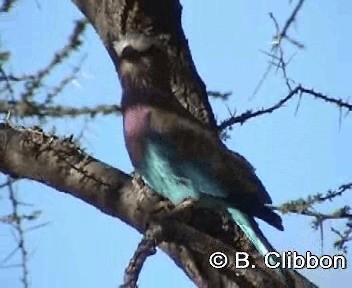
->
113 34 283 259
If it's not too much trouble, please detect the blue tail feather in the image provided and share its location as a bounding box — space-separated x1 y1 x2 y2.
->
226 206 285 279
140 137 318 287
227 207 272 257
227 207 319 287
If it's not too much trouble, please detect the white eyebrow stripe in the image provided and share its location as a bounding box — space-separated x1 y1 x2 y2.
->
112 34 157 56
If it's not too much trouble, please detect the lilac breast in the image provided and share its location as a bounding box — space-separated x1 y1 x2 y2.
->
123 105 150 166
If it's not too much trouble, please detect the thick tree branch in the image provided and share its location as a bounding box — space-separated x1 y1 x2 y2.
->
72 0 217 131
65 1 319 287
0 123 315 287
0 0 321 286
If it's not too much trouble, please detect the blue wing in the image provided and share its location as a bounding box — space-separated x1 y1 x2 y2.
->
139 131 228 205
139 131 280 262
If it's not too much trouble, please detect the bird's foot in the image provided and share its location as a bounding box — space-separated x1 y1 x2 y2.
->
175 198 197 210
131 173 145 189
168 198 198 218
151 199 174 214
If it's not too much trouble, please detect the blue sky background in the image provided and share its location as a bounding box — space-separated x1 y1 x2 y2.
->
0 1 351 287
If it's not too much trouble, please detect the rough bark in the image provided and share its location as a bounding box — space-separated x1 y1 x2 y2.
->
73 0 217 131
0 123 311 287
0 0 318 287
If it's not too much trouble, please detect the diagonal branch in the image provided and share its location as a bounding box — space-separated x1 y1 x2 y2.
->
280 0 306 45
72 0 218 131
219 85 352 130
0 123 314 287
66 1 319 287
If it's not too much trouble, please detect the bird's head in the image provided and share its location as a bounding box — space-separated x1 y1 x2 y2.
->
113 34 170 92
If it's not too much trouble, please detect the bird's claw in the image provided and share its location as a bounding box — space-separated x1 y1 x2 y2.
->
151 199 173 214
167 198 198 218
175 198 197 211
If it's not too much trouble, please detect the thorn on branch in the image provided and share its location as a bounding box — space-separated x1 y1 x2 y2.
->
253 2 305 98
219 85 352 130
271 183 352 252
207 91 232 100
331 222 352 253
270 0 306 49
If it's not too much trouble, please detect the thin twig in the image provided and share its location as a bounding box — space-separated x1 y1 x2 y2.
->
219 85 352 130
6 178 30 288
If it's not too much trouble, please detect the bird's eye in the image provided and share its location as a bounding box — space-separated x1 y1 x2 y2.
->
120 46 140 59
